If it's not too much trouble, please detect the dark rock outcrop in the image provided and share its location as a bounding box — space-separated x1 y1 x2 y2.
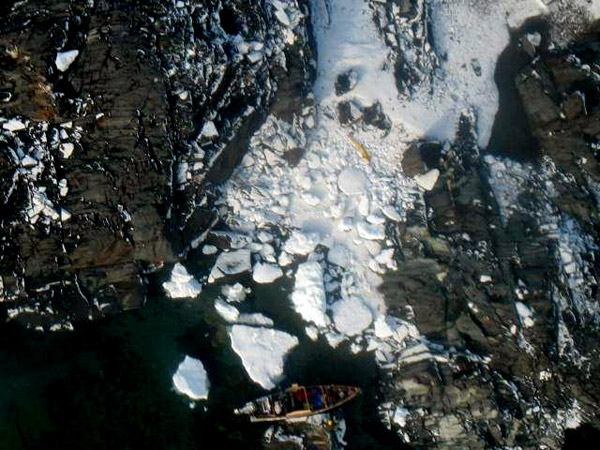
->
378 26 600 448
0 0 315 330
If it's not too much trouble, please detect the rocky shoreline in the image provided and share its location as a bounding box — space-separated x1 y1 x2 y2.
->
1 1 600 449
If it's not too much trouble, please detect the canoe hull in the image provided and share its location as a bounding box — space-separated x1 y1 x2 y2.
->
235 384 360 423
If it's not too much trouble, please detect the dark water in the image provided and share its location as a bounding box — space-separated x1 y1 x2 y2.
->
0 269 407 450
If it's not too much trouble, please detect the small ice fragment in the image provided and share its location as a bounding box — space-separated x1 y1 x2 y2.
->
21 155 37 167
357 222 385 240
515 301 535 328
58 179 68 197
381 206 402 222
221 283 247 303
237 313 274 327
60 209 72 222
214 298 240 323
55 50 79 72
202 245 218 255
247 51 263 63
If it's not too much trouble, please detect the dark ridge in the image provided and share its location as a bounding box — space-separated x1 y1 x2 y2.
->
486 18 550 162
563 423 600 449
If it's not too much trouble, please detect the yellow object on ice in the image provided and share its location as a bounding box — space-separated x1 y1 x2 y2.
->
345 135 371 161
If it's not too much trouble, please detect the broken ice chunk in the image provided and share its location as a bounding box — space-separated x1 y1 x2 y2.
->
283 231 320 255
58 179 68 197
55 50 79 72
200 120 219 139
209 249 252 282
163 263 202 299
202 244 218 255
221 283 247 303
338 167 367 195
357 221 385 240
21 155 38 167
214 298 240 323
59 143 74 159
479 274 492 283
414 169 440 191
291 261 329 328
515 301 535 328
2 118 26 132
60 209 72 222
381 206 402 222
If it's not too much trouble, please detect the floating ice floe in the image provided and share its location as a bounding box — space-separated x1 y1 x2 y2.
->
55 50 79 72
222 283 247 303
215 298 240 323
290 261 329 328
229 325 299 390
331 297 373 336
252 262 284 284
163 263 202 299
209 249 251 282
172 355 210 401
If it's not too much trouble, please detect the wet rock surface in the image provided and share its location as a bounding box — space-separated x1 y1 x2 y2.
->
0 0 315 329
